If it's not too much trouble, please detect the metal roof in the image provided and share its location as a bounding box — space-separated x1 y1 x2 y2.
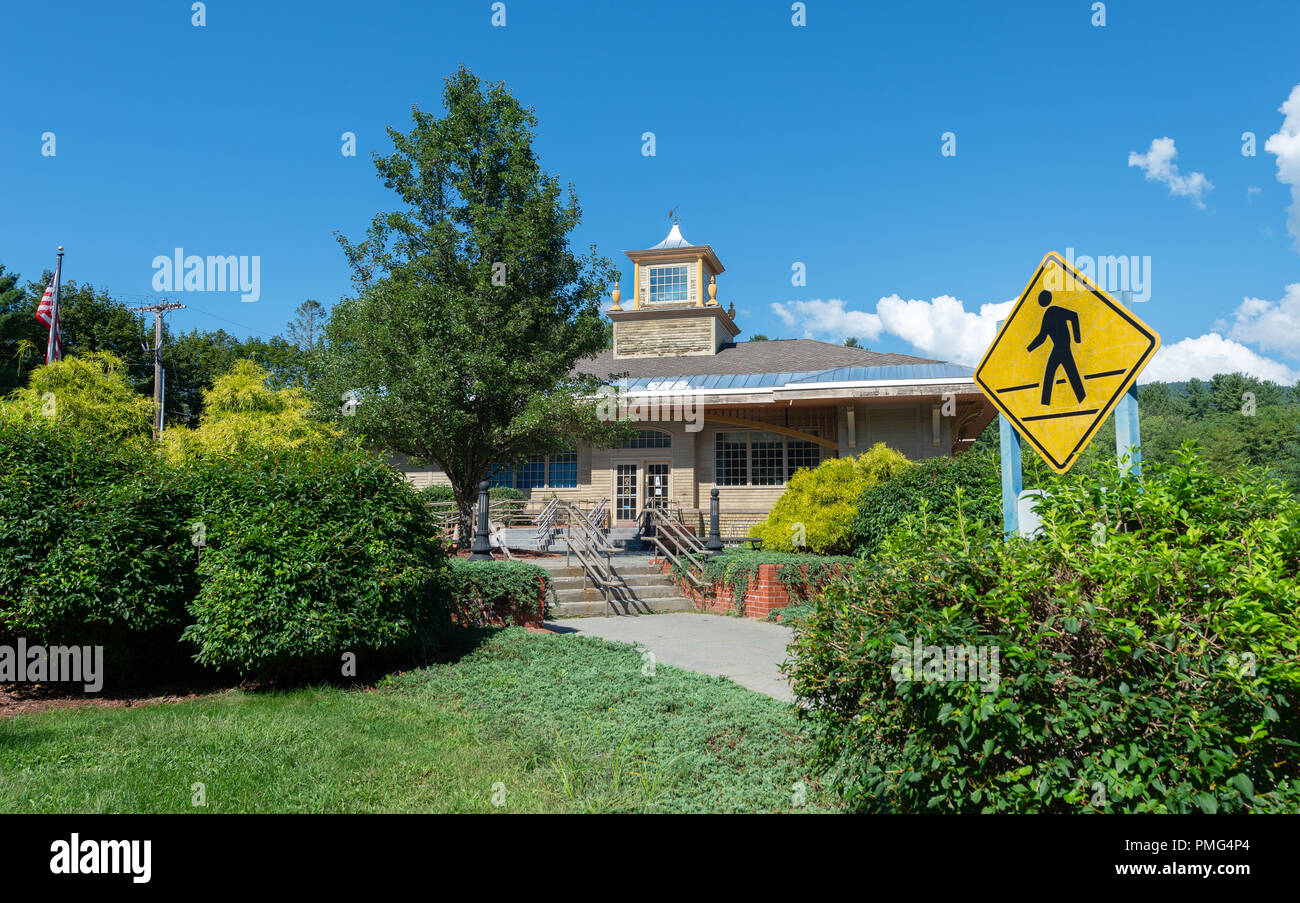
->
613 362 973 393
792 362 975 383
649 223 693 249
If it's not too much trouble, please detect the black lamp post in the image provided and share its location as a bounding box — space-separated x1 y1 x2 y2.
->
706 486 724 554
469 480 494 561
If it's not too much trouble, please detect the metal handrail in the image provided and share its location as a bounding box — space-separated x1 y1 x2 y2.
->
639 505 705 588
489 497 527 526
535 496 561 550
587 497 608 530
560 500 619 602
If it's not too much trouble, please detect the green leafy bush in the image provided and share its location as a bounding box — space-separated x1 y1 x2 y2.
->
180 448 451 678
789 449 1300 813
419 485 456 503
419 485 526 504
0 419 198 673
448 559 552 625
849 447 1000 560
752 443 910 554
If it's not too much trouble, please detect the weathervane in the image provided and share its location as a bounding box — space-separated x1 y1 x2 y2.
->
668 205 679 225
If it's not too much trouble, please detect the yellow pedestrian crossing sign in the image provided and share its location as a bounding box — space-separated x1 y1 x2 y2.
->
975 252 1160 474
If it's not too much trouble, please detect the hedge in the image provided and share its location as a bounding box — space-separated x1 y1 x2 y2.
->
848 447 1000 560
0 419 198 677
789 448 1300 813
181 448 452 678
447 559 552 626
0 418 453 683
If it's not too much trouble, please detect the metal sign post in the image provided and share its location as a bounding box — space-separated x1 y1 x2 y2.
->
996 318 1023 537
1112 290 1143 478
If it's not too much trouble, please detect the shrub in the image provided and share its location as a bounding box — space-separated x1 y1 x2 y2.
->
161 359 342 463
447 559 552 625
789 449 1300 813
848 446 1000 560
0 352 153 445
419 485 456 503
419 485 526 504
180 447 451 678
752 443 910 554
0 419 199 675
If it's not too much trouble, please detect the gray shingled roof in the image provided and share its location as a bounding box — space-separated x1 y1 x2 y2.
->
574 339 943 380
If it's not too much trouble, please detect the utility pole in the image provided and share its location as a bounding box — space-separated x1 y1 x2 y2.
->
129 300 185 440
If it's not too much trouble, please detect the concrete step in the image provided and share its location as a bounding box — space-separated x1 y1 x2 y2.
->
554 597 696 617
551 582 682 602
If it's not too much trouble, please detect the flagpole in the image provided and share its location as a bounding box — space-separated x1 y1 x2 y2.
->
47 246 63 363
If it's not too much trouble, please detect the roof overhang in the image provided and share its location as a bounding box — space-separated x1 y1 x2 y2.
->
623 245 726 274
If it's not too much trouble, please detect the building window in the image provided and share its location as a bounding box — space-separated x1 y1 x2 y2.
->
620 428 672 449
715 432 749 485
786 439 820 480
714 431 823 486
490 449 578 490
547 449 578 488
516 455 546 490
647 264 690 303
751 431 784 486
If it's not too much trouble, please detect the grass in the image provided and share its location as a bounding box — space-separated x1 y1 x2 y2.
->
0 628 837 813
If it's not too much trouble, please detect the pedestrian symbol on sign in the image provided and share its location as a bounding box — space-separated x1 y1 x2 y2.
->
1026 290 1085 406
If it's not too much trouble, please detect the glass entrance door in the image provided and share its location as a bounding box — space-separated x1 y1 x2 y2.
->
615 464 638 524
644 463 670 513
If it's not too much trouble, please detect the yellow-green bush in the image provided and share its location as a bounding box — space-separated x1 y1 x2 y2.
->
161 359 342 462
751 443 910 554
0 352 153 446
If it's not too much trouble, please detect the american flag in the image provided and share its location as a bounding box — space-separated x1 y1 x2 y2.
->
35 258 62 363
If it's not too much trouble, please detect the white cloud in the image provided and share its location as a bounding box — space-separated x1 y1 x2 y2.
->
1143 333 1299 385
770 298 882 342
874 294 1015 366
1128 137 1213 208
1224 282 1300 358
1264 82 1300 250
770 294 1013 365
1247 185 1262 202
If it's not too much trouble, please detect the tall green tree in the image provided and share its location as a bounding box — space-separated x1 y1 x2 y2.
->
286 299 326 352
0 265 41 395
315 66 631 530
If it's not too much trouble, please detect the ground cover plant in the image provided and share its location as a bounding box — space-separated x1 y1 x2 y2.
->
0 629 837 814
789 449 1300 813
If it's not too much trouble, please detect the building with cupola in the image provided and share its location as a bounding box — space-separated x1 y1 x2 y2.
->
399 222 994 532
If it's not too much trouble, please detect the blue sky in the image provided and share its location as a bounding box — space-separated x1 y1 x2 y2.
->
3 0 1299 383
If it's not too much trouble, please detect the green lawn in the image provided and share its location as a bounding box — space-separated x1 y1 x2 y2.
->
0 628 836 813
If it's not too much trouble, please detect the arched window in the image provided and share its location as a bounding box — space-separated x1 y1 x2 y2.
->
620 429 672 449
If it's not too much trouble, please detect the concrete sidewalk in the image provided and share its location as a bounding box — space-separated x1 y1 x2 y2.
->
546 613 797 702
